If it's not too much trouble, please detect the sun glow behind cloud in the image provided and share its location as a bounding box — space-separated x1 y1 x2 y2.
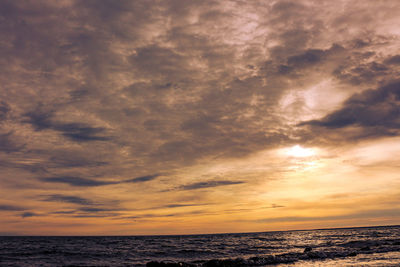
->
285 145 315 158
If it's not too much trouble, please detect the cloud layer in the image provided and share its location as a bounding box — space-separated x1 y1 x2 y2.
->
0 0 399 235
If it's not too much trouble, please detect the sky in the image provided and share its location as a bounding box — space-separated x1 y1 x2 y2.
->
0 0 400 235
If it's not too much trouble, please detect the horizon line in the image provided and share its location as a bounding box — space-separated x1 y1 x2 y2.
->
2 224 399 237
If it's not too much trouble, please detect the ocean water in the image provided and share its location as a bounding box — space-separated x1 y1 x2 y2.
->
0 226 399 266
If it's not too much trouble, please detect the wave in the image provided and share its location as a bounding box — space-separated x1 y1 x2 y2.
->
146 238 400 266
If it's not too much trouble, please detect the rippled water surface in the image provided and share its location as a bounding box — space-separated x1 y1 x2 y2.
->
0 226 399 266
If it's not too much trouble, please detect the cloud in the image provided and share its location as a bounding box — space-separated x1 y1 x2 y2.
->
47 152 108 168
125 174 160 183
40 176 112 187
0 204 25 211
0 101 10 121
4 0 397 175
384 55 400 65
52 206 123 218
73 214 120 218
287 49 324 66
301 80 400 138
223 204 285 214
270 204 285 208
50 204 125 218
258 208 400 223
20 212 39 218
129 45 191 80
41 194 94 205
117 203 211 212
123 210 208 220
24 108 111 142
78 207 116 213
333 60 390 86
179 180 245 190
0 132 25 153
56 123 111 142
286 47 341 70
1 0 400 234
52 210 77 215
40 174 160 187
161 203 207 208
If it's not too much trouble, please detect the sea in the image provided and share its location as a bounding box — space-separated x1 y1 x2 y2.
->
0 225 399 266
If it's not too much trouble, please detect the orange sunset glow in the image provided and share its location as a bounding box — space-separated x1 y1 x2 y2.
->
0 0 400 237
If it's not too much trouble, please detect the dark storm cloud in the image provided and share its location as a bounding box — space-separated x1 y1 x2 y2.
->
40 174 160 187
179 180 245 190
301 80 400 137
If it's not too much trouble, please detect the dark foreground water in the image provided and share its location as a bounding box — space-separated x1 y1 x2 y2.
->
1 226 400 266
